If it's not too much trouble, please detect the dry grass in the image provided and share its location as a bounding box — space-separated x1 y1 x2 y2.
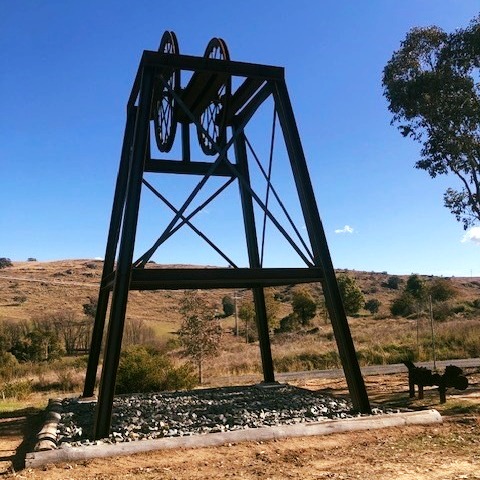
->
1 260 480 384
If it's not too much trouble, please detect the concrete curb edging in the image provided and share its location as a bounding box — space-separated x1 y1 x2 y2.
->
25 409 442 468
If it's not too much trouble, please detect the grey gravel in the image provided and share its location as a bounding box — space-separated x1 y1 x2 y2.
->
56 384 398 447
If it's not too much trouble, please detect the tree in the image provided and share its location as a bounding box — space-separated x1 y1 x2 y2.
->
365 299 381 315
264 289 280 332
178 291 222 383
386 276 401 290
390 292 416 317
0 258 12 269
291 288 317 326
238 301 256 342
405 274 427 300
336 274 365 315
383 17 480 229
123 318 156 347
50 310 90 355
10 317 63 362
428 278 457 302
237 291 280 340
221 295 235 317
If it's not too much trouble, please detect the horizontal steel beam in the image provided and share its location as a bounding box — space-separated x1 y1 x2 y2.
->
103 267 324 291
128 52 284 110
143 51 284 79
144 159 233 176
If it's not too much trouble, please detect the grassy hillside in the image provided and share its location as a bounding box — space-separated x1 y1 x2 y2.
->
0 260 480 398
1 260 479 325
1 260 480 384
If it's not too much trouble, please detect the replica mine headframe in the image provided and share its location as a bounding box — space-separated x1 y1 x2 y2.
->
83 31 371 439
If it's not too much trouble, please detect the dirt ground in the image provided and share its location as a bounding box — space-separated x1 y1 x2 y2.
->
1 371 480 480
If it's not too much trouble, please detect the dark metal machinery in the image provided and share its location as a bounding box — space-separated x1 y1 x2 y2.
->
83 32 371 439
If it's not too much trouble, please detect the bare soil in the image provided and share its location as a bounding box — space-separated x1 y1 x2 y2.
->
1 371 480 479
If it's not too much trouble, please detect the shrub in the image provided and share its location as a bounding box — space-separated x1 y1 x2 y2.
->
432 302 454 321
56 370 83 392
385 276 401 289
12 295 27 305
222 295 235 317
390 293 416 317
27 258 37 262
277 313 299 333
429 278 457 302
1 380 33 400
365 299 381 314
472 298 480 309
116 346 197 394
0 258 12 269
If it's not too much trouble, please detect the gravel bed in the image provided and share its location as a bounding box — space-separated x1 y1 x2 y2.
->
56 384 395 447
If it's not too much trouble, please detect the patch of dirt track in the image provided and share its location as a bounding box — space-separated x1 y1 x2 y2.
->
1 371 480 479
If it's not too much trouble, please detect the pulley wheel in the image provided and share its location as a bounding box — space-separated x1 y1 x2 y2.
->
153 31 180 152
197 38 231 156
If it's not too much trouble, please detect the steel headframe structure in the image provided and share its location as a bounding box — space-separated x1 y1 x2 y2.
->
83 32 371 439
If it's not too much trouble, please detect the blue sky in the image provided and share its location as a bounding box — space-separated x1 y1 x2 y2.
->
1 1 479 276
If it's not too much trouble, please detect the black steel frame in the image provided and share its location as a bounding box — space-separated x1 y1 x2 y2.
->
83 49 371 439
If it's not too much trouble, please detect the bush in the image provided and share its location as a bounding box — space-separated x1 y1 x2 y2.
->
0 258 12 269
385 276 401 289
365 299 381 314
116 346 197 394
429 278 457 302
432 302 454 321
277 313 299 333
12 295 27 305
390 293 416 317
0 352 19 382
56 370 82 392
222 295 235 317
471 298 480 309
1 380 33 400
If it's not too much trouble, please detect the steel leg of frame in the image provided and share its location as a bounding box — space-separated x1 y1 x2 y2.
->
272 79 370 413
233 126 275 383
83 108 137 398
94 68 155 439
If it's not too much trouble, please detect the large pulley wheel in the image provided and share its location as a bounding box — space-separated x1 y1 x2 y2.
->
197 38 231 156
153 31 180 152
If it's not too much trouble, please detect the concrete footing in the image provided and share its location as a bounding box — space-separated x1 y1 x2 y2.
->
25 409 442 468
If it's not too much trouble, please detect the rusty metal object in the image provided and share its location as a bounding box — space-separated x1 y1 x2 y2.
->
404 361 468 403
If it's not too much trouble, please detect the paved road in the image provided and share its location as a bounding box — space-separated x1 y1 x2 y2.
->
215 358 480 385
278 358 480 381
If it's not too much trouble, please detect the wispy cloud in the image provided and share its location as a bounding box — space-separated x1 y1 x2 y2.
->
335 225 354 234
461 226 480 245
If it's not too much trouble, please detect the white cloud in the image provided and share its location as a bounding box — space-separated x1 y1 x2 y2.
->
335 225 354 234
461 226 480 245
